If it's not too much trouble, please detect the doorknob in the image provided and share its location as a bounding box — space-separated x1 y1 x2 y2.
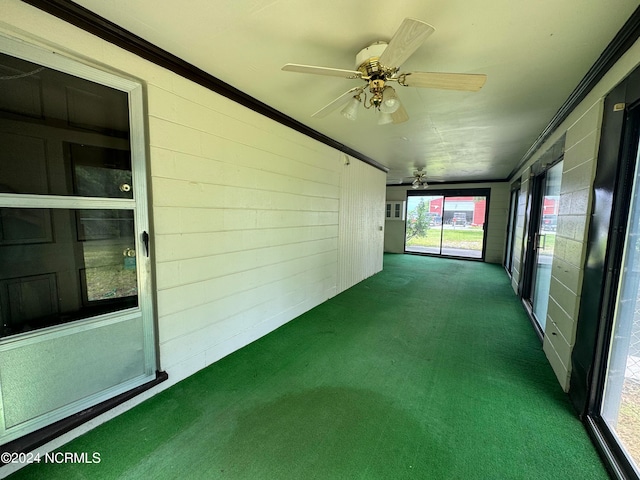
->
123 247 136 257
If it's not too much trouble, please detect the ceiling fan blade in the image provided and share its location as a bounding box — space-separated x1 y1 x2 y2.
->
282 63 362 79
391 104 409 124
386 177 404 185
402 72 487 91
312 87 363 118
378 18 435 68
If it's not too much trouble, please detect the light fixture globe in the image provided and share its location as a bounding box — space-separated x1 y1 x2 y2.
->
341 96 360 121
378 111 394 125
380 86 401 114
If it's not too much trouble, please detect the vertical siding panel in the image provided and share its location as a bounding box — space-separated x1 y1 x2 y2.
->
337 156 386 293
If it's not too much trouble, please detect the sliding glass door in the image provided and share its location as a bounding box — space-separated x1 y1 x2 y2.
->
404 189 489 260
599 135 640 474
526 162 562 331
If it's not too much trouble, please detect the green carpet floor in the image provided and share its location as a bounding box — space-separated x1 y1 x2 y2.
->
8 254 609 479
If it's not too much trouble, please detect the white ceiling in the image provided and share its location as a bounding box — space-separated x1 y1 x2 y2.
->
73 0 639 183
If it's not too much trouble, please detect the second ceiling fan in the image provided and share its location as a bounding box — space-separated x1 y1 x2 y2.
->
282 18 487 125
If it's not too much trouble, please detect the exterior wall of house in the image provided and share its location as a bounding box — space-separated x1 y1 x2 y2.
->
0 0 385 449
384 182 510 264
510 37 640 390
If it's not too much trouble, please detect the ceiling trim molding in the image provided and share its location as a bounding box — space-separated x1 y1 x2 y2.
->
508 5 640 180
18 0 389 173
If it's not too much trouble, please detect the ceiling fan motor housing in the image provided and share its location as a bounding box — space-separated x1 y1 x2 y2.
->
355 42 388 75
356 42 393 108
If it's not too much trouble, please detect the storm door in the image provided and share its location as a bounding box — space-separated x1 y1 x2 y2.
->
0 37 156 444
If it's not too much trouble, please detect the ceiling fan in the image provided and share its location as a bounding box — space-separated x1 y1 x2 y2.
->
387 169 444 188
281 18 487 125
409 170 430 189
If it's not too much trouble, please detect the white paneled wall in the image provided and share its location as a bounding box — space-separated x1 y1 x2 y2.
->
146 78 348 375
1 0 385 395
337 156 386 293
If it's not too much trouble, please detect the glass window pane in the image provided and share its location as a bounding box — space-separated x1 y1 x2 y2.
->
531 162 562 330
68 143 133 198
0 52 132 198
0 208 138 337
405 195 443 255
441 196 486 259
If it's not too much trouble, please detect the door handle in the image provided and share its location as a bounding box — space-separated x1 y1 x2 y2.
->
142 231 150 257
535 233 546 249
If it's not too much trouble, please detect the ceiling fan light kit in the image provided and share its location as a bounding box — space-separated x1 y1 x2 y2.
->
282 18 487 125
408 170 430 189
